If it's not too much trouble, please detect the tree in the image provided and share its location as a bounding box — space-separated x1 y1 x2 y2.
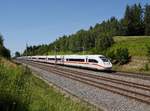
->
0 47 11 58
123 5 130 35
15 51 21 57
123 4 144 35
96 34 114 52
0 34 11 58
0 34 4 46
144 4 150 35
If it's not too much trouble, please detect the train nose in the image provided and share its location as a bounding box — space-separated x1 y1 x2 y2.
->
103 61 111 65
103 62 112 69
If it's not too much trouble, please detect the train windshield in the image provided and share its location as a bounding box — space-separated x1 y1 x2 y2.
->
99 56 109 62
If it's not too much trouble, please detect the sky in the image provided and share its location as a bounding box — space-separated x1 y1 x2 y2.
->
0 0 149 55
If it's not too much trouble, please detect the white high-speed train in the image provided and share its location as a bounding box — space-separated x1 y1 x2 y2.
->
18 55 112 70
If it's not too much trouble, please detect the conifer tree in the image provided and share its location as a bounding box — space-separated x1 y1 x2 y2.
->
144 4 150 35
123 4 144 35
0 34 4 46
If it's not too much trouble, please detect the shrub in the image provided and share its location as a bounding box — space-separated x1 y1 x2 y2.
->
115 48 130 65
107 48 130 65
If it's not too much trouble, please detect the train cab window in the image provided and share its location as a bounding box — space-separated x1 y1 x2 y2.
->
99 56 109 62
88 59 98 63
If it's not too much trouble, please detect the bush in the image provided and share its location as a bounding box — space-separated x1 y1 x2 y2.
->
107 48 130 65
115 48 130 64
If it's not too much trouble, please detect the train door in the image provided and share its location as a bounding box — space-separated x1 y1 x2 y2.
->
86 57 88 63
62 56 64 65
55 55 57 65
86 57 89 68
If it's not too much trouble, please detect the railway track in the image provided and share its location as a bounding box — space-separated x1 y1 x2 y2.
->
45 64 150 90
112 71 150 81
19 60 150 105
16 59 150 80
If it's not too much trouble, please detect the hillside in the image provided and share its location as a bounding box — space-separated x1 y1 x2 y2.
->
110 36 150 74
111 36 150 57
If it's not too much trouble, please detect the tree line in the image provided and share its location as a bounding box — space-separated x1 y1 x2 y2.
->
22 3 150 56
0 34 10 58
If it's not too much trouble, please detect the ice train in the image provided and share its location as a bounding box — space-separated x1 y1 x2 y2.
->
18 55 112 70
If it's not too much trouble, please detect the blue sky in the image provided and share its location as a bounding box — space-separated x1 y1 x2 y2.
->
0 0 149 54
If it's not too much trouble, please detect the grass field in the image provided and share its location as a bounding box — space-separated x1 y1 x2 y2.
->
111 36 150 56
0 58 98 111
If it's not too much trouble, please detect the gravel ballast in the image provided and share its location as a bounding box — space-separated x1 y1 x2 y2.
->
26 64 150 111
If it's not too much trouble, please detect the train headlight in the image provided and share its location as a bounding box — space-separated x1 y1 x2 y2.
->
104 62 107 65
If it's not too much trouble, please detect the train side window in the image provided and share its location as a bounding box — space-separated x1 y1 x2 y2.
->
67 58 84 62
48 58 61 61
39 58 46 60
48 58 55 60
56 58 61 61
88 59 98 63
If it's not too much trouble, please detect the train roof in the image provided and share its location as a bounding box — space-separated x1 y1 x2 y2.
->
28 55 105 58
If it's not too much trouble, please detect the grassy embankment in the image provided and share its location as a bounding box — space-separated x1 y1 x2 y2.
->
109 36 150 74
0 58 98 111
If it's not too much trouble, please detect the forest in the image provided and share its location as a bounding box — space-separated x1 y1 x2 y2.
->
22 4 150 56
